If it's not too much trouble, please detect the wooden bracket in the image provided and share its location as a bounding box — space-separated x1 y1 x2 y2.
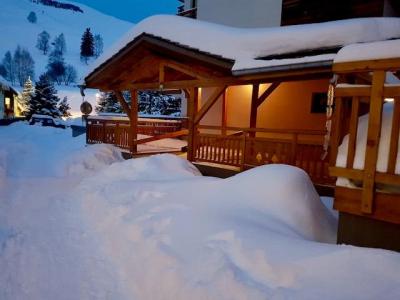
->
114 91 132 120
194 86 226 125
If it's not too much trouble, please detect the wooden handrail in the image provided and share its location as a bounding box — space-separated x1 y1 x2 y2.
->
136 130 188 144
197 125 326 135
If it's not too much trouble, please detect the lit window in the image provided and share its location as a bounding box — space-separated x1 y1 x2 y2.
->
5 97 11 109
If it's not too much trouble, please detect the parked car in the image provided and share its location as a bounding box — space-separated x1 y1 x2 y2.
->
29 114 66 129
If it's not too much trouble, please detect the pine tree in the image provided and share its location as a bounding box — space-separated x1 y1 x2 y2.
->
95 92 122 113
28 74 61 119
93 34 103 58
36 31 51 55
80 28 94 64
27 11 37 23
58 96 71 117
20 77 35 114
138 91 181 116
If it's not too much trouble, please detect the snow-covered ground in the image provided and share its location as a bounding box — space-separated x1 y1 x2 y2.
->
1 123 400 299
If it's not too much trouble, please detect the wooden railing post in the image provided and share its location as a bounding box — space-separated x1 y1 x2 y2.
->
130 89 138 154
291 133 298 165
187 87 198 162
115 122 120 147
102 121 106 143
361 70 385 214
240 132 247 171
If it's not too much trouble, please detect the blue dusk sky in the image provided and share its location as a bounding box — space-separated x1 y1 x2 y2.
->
73 0 178 23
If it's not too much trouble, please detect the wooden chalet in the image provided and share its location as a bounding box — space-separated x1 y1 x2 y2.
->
83 16 400 250
0 76 18 120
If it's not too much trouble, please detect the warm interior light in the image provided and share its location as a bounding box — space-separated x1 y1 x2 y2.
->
5 97 10 108
385 98 395 102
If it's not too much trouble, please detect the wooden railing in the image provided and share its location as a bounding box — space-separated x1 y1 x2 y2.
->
194 126 332 185
86 116 188 151
329 81 400 215
328 59 400 222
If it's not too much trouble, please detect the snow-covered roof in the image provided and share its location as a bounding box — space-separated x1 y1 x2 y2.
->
335 39 400 63
86 16 400 80
0 76 17 94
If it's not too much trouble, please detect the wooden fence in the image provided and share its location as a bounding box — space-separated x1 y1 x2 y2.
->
86 116 187 151
194 126 332 185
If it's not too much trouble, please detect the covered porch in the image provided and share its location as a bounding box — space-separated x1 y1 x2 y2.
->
84 33 333 186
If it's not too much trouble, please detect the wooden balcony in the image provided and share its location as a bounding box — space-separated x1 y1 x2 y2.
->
194 126 332 185
329 59 400 226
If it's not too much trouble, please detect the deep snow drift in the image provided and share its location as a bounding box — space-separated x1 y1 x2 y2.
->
1 123 400 299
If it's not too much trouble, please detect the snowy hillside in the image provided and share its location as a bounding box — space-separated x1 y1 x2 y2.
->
0 0 133 115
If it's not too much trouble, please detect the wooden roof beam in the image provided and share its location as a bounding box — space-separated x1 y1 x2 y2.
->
256 82 280 107
194 86 227 125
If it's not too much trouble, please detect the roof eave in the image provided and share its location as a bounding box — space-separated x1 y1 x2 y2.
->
232 60 334 77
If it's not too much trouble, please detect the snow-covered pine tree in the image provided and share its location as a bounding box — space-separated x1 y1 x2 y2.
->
36 31 51 55
138 91 181 116
20 76 35 114
27 74 61 119
95 92 123 113
80 28 94 64
58 96 71 117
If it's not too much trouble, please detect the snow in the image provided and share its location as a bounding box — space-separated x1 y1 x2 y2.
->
335 39 400 63
137 134 187 153
0 0 132 81
87 15 400 77
1 123 400 299
0 122 123 177
0 0 133 117
336 102 400 187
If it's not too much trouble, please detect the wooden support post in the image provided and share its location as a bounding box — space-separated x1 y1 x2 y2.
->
130 89 138 154
330 97 343 167
361 71 385 214
250 84 259 138
221 89 227 136
159 63 165 86
187 87 198 161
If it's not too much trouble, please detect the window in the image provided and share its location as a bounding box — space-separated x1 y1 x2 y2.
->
310 93 327 113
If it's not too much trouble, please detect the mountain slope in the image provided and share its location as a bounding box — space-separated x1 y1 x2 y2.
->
0 0 133 115
0 0 132 81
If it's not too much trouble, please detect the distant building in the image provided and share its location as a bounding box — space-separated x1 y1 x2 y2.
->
0 76 19 120
178 0 400 27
